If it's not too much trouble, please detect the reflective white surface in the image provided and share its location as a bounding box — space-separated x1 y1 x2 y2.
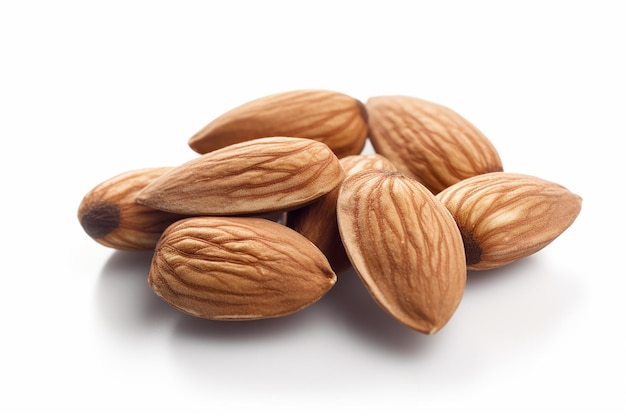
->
2 1 623 415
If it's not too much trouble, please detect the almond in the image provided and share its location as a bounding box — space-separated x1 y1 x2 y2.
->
286 154 397 273
136 137 345 216
336 169 467 334
338 153 397 176
366 95 503 194
188 89 369 158
148 216 337 320
437 172 582 270
77 167 187 250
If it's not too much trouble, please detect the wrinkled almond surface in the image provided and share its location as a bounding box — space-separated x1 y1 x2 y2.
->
366 95 503 194
286 154 398 273
148 216 337 320
77 167 187 250
437 172 582 270
337 169 466 334
136 137 345 215
189 89 368 158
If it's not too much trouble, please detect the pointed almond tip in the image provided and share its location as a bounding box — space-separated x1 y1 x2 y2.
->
188 132 207 154
427 326 440 335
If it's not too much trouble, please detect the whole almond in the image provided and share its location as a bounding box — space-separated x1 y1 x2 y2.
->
366 95 503 194
136 137 345 216
286 154 397 273
77 168 187 250
437 172 582 270
188 89 368 158
337 169 466 334
148 216 337 320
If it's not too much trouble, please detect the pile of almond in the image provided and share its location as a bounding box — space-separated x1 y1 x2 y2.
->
78 90 582 335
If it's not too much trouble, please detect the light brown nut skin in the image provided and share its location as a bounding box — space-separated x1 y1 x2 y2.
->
337 169 467 334
188 89 369 158
366 95 503 194
338 154 397 176
77 168 187 250
437 172 583 270
286 154 398 274
136 137 345 216
148 217 337 320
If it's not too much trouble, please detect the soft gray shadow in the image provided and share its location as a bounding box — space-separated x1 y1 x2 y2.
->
172 268 428 355
172 305 311 343
320 268 429 354
95 250 180 333
465 256 540 289
96 250 429 354
459 254 586 347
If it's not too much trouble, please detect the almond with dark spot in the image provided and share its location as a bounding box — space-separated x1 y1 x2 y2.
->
77 167 187 250
437 172 582 270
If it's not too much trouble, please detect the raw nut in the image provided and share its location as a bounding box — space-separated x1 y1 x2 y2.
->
286 154 397 273
148 216 337 320
338 153 397 175
366 95 503 194
77 167 187 250
188 89 369 158
337 169 467 334
136 137 345 216
437 172 583 270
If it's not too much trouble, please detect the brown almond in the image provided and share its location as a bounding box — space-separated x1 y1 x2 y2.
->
366 95 503 194
77 167 187 250
148 216 337 320
437 172 583 270
188 89 368 158
136 137 345 216
337 169 467 334
286 154 398 273
338 153 398 176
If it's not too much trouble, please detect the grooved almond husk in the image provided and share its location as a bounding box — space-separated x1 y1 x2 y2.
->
148 216 337 320
77 167 187 250
136 137 345 216
436 172 583 270
337 169 467 334
188 89 368 158
366 95 503 194
286 154 397 273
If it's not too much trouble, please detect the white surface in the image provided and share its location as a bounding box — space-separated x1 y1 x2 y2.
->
1 1 624 416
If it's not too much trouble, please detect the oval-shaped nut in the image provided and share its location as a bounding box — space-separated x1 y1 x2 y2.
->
366 95 503 194
148 216 337 320
286 154 398 273
136 137 345 216
188 89 368 158
77 168 187 250
337 169 467 334
437 172 582 270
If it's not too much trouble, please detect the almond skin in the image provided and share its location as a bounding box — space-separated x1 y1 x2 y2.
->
148 216 337 320
366 95 503 194
286 154 397 273
77 168 187 250
136 137 345 216
188 89 369 158
338 153 397 176
337 169 467 334
437 172 583 270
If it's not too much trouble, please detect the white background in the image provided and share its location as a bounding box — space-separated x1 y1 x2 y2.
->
1 1 624 416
